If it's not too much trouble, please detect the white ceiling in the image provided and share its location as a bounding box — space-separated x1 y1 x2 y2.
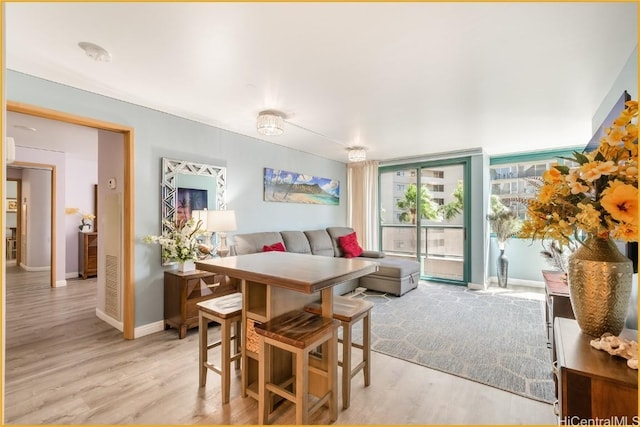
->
5 2 638 163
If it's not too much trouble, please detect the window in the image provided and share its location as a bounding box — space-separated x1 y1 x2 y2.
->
490 149 580 219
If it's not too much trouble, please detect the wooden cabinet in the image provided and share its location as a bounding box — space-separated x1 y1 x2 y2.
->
554 318 638 424
543 270 574 361
164 270 238 339
79 232 98 279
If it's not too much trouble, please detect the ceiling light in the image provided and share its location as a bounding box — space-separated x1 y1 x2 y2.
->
347 147 367 162
78 41 112 62
257 110 284 136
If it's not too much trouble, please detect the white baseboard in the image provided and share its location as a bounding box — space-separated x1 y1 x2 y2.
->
134 320 165 338
65 271 79 279
19 264 51 272
488 276 545 289
96 308 123 332
467 282 487 290
95 309 165 339
55 279 67 287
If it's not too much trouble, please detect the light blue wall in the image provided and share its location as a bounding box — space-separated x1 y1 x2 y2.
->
6 70 348 327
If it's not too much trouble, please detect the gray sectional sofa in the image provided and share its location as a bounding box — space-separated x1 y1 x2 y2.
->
230 226 420 296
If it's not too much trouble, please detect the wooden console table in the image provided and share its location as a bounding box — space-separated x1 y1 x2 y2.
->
196 252 379 402
554 318 638 424
79 232 98 279
164 270 238 339
543 270 574 356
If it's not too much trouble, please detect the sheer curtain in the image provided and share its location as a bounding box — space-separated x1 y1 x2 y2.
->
347 160 379 250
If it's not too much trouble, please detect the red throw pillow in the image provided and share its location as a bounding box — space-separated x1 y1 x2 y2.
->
338 232 363 258
262 242 286 252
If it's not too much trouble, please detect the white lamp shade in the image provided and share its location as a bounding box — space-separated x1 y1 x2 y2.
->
206 210 237 232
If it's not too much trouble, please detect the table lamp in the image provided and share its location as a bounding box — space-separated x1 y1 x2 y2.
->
206 210 237 257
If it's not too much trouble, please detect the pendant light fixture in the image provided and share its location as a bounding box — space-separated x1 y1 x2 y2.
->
347 146 367 162
256 110 285 136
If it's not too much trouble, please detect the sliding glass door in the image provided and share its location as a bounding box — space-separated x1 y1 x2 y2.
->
379 159 469 284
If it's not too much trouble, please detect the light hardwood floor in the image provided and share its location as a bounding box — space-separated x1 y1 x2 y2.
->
3 266 557 425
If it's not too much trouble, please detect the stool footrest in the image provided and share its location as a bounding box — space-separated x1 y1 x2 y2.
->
204 363 223 376
308 391 332 415
350 360 366 378
265 377 296 402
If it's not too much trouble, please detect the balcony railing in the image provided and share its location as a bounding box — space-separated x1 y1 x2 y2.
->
381 224 464 281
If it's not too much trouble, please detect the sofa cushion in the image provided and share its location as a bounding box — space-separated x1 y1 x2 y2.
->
281 230 312 254
262 242 286 252
233 232 285 255
304 229 335 256
338 232 363 258
326 226 355 257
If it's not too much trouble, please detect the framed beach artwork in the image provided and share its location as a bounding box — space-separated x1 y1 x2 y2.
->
263 168 340 205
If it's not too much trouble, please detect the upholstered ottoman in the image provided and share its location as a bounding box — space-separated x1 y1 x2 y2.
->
358 258 420 296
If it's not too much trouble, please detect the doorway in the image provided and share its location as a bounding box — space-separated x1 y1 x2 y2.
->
6 168 53 279
379 158 470 285
6 101 135 339
5 179 20 266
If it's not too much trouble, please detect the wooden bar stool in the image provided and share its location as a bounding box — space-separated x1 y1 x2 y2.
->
197 292 243 404
254 310 339 425
305 295 374 409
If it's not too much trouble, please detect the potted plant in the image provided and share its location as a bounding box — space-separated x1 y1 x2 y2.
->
487 198 522 287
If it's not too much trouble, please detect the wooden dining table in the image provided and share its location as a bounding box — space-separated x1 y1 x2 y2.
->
195 251 379 401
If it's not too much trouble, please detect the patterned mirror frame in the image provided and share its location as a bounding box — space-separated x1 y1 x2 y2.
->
161 157 227 264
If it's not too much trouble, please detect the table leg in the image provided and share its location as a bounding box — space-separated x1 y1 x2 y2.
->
199 312 208 387
241 279 248 398
320 288 337 417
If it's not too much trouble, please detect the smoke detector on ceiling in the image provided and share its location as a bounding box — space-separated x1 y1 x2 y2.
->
78 42 112 62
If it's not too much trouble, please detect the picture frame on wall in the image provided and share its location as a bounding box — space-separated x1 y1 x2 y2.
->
263 168 340 205
176 187 208 220
6 198 17 212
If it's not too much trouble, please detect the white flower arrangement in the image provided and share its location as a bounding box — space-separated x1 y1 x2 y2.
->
143 217 205 263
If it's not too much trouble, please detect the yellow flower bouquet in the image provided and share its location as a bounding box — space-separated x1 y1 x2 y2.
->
65 207 96 231
519 100 638 245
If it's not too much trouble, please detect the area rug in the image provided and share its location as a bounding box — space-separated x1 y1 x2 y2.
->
349 282 555 403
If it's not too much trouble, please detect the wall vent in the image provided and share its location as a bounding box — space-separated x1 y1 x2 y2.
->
105 255 120 320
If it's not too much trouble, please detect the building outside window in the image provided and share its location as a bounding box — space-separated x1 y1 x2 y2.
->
489 149 580 219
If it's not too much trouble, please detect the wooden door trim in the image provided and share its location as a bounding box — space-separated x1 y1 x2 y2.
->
6 100 136 340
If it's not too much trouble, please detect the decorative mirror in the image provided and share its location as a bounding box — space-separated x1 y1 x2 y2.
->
160 157 227 263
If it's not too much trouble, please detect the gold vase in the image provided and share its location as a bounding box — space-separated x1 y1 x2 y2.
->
567 236 633 337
